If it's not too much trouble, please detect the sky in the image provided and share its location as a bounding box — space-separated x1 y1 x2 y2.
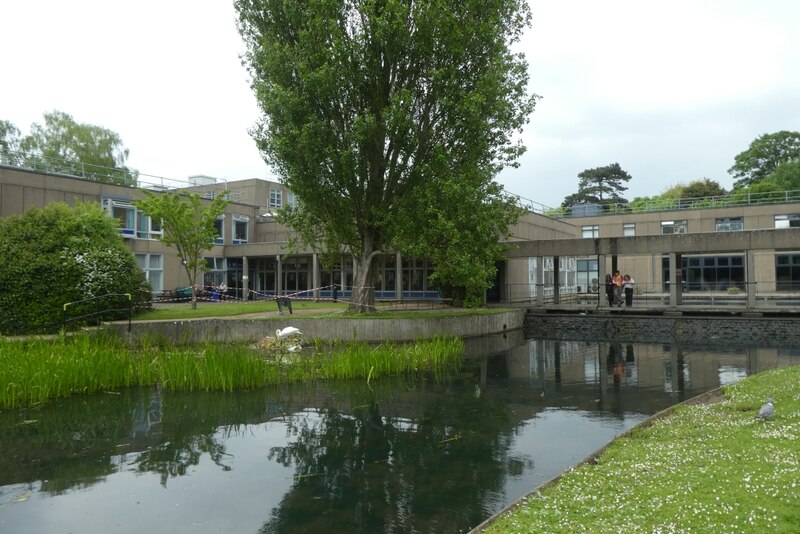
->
1 0 798 209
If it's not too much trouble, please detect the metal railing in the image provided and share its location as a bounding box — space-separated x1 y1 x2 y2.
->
502 281 800 309
0 148 227 193
549 189 800 219
63 293 133 334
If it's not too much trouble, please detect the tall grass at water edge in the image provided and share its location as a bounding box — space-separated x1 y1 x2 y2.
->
0 335 464 409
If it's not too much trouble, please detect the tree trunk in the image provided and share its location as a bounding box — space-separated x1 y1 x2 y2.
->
186 265 198 310
350 242 378 312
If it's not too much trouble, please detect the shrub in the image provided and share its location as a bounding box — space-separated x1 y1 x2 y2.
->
0 202 150 334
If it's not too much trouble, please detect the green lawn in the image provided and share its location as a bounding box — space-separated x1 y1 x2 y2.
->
481 365 800 533
135 299 348 320
135 300 510 321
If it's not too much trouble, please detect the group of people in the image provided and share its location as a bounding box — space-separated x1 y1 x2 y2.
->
605 271 635 307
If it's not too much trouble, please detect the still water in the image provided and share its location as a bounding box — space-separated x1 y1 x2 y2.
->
2 334 798 533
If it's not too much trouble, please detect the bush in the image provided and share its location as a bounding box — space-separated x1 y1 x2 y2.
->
0 202 150 335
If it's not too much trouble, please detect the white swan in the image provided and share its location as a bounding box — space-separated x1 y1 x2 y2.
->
286 344 303 353
276 327 302 338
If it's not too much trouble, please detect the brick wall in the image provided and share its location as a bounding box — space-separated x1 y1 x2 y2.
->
524 313 800 347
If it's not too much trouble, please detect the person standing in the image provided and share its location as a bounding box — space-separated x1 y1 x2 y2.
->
612 271 624 307
605 274 614 306
623 274 635 307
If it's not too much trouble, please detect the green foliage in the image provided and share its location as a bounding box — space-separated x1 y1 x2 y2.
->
12 111 138 185
561 162 631 208
681 178 727 198
0 334 464 409
733 160 800 197
0 202 149 335
0 119 22 164
485 365 800 533
237 0 535 311
394 170 526 306
729 130 800 188
134 191 231 308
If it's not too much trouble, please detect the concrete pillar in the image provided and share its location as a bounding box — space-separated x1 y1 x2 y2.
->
276 255 283 296
746 249 756 308
396 252 403 301
536 256 544 306
312 253 320 301
668 253 683 306
597 254 607 307
242 256 250 301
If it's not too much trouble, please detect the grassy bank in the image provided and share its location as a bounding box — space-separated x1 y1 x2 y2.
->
0 335 463 409
135 299 348 320
482 365 800 533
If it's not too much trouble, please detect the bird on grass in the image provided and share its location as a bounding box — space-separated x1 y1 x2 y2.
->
755 397 774 420
276 326 302 338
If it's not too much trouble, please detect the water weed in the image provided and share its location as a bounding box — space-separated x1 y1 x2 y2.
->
0 334 463 409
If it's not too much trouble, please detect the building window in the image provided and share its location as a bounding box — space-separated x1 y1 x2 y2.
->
232 214 249 244
204 257 227 288
576 258 598 293
402 258 435 293
776 254 800 291
269 188 283 209
661 220 688 235
102 198 136 237
282 256 310 293
623 223 636 237
774 214 800 229
581 225 599 238
716 217 743 232
136 211 162 240
662 255 744 292
213 216 224 245
287 191 298 208
321 256 353 292
136 253 163 292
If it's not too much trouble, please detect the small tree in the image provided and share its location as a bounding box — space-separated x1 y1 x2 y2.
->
562 163 631 209
0 202 148 335
134 191 231 309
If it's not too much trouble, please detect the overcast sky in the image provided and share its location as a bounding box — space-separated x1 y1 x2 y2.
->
1 1 798 209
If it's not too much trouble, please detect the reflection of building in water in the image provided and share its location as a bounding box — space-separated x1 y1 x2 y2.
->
509 340 788 395
131 387 163 438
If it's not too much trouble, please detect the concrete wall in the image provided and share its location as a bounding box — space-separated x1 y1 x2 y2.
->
109 310 525 344
568 202 800 237
525 312 800 347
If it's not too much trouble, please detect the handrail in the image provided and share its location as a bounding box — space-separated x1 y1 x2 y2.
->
552 189 800 218
63 293 132 335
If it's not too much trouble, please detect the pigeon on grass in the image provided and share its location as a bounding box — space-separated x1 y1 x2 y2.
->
755 398 774 420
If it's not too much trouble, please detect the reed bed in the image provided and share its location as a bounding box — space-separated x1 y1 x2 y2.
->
0 335 463 409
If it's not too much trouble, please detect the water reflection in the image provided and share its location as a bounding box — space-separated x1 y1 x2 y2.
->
1 339 798 534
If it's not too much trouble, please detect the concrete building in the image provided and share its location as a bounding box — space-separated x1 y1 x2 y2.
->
2 162 800 307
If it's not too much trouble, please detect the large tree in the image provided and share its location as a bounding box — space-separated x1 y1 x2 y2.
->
236 0 535 310
729 130 800 188
0 120 22 165
561 162 631 209
134 191 231 309
19 111 138 186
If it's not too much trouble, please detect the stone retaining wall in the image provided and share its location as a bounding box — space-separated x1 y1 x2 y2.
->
109 310 524 344
525 312 800 346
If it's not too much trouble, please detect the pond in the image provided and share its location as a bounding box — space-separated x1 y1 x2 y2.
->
2 334 798 533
